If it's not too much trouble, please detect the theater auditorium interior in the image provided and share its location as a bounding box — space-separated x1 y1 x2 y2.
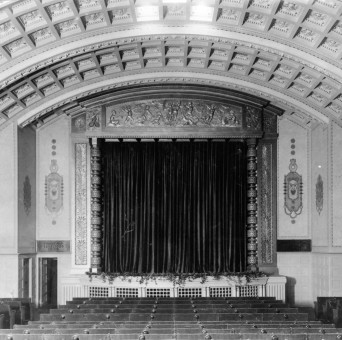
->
1 0 342 338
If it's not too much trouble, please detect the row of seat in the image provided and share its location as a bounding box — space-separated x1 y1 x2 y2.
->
1 297 342 339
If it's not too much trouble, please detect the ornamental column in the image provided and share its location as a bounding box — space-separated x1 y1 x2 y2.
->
90 138 102 273
247 138 258 271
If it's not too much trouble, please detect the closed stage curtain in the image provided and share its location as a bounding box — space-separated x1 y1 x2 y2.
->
102 141 247 274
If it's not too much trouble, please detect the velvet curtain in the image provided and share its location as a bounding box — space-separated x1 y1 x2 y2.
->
102 141 247 274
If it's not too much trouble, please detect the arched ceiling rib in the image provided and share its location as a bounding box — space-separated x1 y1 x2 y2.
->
1 0 342 128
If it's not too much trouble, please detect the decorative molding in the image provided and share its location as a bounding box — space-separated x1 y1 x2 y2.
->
23 175 31 216
75 143 87 265
316 174 323 215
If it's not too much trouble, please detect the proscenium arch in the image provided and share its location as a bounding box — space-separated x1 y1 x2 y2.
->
73 83 281 275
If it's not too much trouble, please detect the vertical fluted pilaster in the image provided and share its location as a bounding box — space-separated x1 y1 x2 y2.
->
246 138 258 272
90 138 102 273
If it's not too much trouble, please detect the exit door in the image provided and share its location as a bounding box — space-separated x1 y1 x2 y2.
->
39 258 57 307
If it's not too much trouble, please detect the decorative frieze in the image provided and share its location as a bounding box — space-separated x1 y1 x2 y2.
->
104 100 243 128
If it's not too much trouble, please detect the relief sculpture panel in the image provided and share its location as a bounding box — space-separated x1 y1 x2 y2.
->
105 100 243 128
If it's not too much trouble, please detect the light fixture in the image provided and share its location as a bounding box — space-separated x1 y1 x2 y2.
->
190 5 214 22
135 6 159 21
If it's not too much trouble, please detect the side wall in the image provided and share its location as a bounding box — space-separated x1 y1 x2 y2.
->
277 118 342 306
36 116 72 304
0 123 18 296
277 116 312 307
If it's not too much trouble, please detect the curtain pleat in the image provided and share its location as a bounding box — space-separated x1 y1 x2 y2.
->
102 141 247 274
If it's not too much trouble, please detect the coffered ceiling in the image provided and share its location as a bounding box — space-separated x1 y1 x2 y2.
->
1 0 342 128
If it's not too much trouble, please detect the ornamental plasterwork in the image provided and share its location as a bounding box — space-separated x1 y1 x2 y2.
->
62 75 79 87
297 28 316 42
297 73 314 86
5 38 28 55
219 9 239 22
104 100 242 128
19 75 317 129
31 28 53 43
1 0 342 127
22 93 40 106
18 10 45 29
75 143 87 265
246 13 266 25
46 2 72 20
272 20 290 33
322 40 340 53
315 0 337 9
84 13 105 26
13 83 32 98
56 20 79 33
77 0 101 11
166 6 186 18
279 1 301 16
0 22 17 39
250 0 271 9
112 8 131 21
306 11 329 27
259 143 274 264
332 22 342 35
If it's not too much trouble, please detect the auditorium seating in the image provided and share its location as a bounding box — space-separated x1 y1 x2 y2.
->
0 297 342 339
0 298 34 329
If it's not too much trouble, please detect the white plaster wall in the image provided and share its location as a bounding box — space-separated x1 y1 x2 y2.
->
312 253 342 299
277 252 313 307
0 255 18 297
278 117 309 239
331 122 342 247
0 123 17 254
37 116 71 240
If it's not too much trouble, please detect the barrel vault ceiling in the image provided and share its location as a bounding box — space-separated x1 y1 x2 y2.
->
1 0 342 129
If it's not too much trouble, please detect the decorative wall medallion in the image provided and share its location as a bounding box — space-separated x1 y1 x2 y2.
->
105 100 242 128
75 143 87 265
284 159 303 221
316 174 323 215
23 175 31 216
45 159 64 224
